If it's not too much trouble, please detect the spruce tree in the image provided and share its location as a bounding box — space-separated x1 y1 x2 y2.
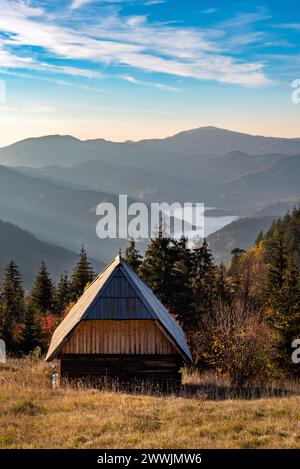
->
264 206 300 270
171 236 194 329
0 302 14 350
139 233 177 308
214 262 231 306
264 219 300 373
0 261 24 349
281 255 300 334
1 260 24 321
54 271 71 315
30 262 54 314
20 306 44 354
267 253 300 372
71 246 94 300
267 228 287 294
124 239 142 272
190 239 216 330
282 256 300 351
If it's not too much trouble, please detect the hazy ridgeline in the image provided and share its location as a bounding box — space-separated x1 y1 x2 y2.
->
0 127 300 278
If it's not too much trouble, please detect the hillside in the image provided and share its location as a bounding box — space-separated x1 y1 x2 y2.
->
0 220 102 289
198 151 284 185
17 159 202 203
21 150 287 203
212 155 300 210
0 165 133 261
207 216 277 264
244 199 300 218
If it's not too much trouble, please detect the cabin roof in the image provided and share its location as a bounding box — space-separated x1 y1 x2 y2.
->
46 254 192 363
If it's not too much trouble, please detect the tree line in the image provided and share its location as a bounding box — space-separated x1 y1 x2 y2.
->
1 207 300 385
0 246 94 354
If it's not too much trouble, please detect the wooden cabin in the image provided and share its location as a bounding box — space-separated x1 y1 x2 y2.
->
46 254 192 385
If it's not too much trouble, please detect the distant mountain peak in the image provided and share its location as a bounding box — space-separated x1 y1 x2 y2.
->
4 134 82 148
1 126 300 169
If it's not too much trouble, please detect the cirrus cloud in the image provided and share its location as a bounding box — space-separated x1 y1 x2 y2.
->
0 0 272 88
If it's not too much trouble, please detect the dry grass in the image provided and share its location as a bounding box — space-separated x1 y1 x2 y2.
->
1 358 300 449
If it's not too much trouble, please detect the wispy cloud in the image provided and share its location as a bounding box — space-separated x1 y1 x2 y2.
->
202 8 219 15
70 0 128 9
0 0 272 87
144 0 165 5
0 69 114 95
70 0 164 8
0 102 58 113
227 31 267 47
70 0 95 8
121 74 181 92
219 9 272 29
274 23 300 31
79 104 173 115
0 45 34 69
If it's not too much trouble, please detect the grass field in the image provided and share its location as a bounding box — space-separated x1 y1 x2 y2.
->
1 358 300 449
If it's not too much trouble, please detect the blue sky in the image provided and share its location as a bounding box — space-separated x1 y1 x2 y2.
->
0 0 299 145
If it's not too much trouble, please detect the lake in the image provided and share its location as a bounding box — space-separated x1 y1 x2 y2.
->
163 205 238 242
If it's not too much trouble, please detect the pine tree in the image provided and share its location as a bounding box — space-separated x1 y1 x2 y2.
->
171 236 194 329
267 228 287 294
0 261 24 349
124 239 142 272
139 232 177 308
190 239 216 330
264 221 300 373
282 256 300 347
30 262 54 314
267 253 300 372
214 262 231 305
54 271 71 315
19 306 44 354
71 246 94 300
0 302 14 350
1 261 24 321
281 255 300 332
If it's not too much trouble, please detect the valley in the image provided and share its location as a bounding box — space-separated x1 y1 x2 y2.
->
0 126 299 280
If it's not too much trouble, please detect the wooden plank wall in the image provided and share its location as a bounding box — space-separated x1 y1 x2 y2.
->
62 320 176 355
60 354 182 383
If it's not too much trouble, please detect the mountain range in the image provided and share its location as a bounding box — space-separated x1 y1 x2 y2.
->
1 127 298 211
2 127 300 169
0 126 299 280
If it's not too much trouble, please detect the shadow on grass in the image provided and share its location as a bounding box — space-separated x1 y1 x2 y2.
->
59 375 300 400
180 382 298 400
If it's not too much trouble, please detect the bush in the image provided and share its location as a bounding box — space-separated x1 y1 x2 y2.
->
190 303 277 387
